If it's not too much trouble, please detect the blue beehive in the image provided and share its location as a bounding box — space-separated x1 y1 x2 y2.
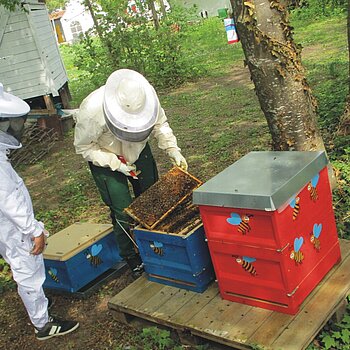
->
134 224 215 293
43 223 122 293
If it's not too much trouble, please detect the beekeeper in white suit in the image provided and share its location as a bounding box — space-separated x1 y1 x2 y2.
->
0 83 79 340
74 69 188 278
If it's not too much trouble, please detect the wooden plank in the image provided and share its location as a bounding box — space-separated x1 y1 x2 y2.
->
248 310 293 347
34 25 55 38
108 240 350 350
53 69 67 83
0 35 35 50
27 4 46 11
248 240 350 349
110 278 164 310
225 307 273 345
4 20 29 32
109 276 152 307
148 288 195 323
3 80 47 92
0 10 10 44
186 296 254 349
7 84 48 100
0 62 43 78
0 42 37 56
0 58 43 74
7 13 27 25
170 282 219 324
188 293 250 330
139 285 180 315
2 27 32 42
2 69 46 85
271 240 350 350
0 50 40 66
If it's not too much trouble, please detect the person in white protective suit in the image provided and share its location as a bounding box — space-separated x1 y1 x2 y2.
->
74 69 188 278
0 83 79 340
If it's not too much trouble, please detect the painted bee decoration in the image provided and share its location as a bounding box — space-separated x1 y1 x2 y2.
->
308 173 320 202
289 196 300 221
85 244 103 267
227 213 253 235
290 237 304 264
310 223 322 251
150 241 164 256
234 256 257 276
48 267 59 283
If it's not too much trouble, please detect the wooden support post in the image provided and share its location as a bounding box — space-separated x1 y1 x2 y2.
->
59 82 72 109
37 94 63 140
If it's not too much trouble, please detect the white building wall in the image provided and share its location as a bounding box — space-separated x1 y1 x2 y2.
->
61 0 94 43
174 0 232 17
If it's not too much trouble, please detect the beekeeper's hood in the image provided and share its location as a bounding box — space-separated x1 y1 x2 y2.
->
103 69 159 142
0 82 30 149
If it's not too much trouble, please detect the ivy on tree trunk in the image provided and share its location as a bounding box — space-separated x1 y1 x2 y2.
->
230 0 325 151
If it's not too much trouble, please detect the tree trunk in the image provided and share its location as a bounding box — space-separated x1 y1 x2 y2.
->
336 2 350 136
230 0 325 151
147 0 160 30
159 0 167 19
84 0 116 61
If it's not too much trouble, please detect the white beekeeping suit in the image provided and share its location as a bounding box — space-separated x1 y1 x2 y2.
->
0 84 79 340
0 83 49 329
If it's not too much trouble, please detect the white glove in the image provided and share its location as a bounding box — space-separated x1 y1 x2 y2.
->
167 149 188 171
118 162 137 177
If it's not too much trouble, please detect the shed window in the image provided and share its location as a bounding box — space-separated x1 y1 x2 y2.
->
70 21 83 41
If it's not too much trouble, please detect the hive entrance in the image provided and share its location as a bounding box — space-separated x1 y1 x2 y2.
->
125 167 202 234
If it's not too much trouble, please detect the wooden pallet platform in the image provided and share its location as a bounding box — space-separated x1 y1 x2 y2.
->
108 239 350 350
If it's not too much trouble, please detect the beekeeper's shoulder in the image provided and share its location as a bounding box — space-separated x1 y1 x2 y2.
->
77 86 105 122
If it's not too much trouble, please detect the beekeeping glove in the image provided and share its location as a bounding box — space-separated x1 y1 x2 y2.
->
118 162 137 177
167 149 188 171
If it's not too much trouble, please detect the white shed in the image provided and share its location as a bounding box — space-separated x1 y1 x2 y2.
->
0 0 68 101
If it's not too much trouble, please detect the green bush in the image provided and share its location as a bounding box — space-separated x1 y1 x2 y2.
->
331 146 350 239
291 0 347 20
68 1 205 98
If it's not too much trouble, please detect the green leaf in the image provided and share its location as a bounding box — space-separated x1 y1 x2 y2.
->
341 328 350 343
322 334 336 349
332 331 342 339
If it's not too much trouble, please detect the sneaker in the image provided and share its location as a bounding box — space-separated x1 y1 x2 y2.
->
35 316 79 340
126 255 144 279
131 262 144 279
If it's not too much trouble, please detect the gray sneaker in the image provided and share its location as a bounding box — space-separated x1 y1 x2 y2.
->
35 316 79 340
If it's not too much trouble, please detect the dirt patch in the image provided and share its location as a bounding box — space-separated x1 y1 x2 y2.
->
0 63 262 350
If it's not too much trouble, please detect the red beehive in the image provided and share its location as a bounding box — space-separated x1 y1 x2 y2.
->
193 151 341 314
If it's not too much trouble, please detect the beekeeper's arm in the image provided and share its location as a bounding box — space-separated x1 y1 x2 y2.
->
73 94 135 176
152 106 188 171
0 168 47 254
